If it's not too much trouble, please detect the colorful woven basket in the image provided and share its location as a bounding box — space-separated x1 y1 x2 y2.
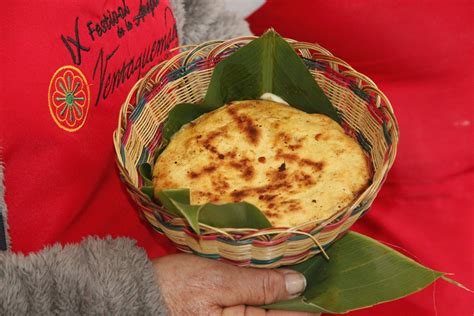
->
113 36 399 268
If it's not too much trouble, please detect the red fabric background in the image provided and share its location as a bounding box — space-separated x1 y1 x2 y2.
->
247 1 473 315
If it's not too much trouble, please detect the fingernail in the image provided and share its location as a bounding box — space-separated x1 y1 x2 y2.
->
281 270 307 296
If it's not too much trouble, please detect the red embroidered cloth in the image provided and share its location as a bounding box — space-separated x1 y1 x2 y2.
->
1 0 179 258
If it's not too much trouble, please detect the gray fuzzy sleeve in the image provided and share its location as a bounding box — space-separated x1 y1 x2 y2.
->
170 0 252 45
0 237 166 315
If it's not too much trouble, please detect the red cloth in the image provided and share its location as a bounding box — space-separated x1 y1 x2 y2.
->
247 0 473 315
1 0 179 258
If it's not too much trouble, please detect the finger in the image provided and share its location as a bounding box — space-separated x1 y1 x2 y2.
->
221 306 320 316
222 305 246 316
217 267 306 306
247 307 319 316
221 306 268 316
266 309 321 316
245 306 267 316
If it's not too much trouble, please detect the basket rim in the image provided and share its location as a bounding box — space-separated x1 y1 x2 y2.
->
113 35 399 240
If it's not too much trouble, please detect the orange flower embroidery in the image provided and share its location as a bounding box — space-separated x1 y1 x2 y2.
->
48 66 90 132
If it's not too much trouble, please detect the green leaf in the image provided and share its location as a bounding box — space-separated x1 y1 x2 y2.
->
156 189 272 233
138 163 154 200
153 143 168 163
139 163 153 186
265 232 454 314
204 30 340 122
198 202 272 230
441 275 473 293
140 186 154 200
162 103 210 143
156 189 191 217
171 200 203 233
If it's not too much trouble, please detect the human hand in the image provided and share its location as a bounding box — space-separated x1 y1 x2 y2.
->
153 253 320 316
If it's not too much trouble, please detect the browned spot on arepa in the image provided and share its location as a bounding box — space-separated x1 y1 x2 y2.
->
226 106 260 145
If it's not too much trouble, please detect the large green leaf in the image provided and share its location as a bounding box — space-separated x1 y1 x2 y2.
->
156 189 272 233
265 232 463 314
204 30 340 122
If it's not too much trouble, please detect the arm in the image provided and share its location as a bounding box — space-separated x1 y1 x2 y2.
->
1 237 314 316
0 237 166 315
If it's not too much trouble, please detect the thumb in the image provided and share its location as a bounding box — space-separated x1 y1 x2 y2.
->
217 267 307 306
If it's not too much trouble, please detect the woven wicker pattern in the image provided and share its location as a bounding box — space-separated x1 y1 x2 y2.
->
113 36 399 268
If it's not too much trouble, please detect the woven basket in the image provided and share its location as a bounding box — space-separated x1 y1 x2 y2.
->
113 36 399 268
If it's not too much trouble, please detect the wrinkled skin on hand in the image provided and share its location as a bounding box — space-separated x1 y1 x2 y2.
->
153 253 320 316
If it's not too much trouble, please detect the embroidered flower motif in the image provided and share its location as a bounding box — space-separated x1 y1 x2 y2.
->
48 66 90 132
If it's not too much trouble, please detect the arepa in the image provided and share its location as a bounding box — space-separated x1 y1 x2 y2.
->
153 100 370 227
